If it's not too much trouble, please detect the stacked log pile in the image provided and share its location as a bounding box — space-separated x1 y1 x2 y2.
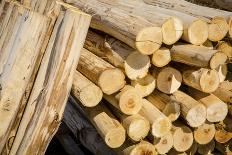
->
63 0 232 154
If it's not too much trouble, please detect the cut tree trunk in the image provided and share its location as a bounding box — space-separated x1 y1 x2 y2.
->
154 132 173 154
215 117 232 144
152 47 171 67
8 5 91 155
77 48 125 95
194 122 216 144
217 41 232 59
71 71 103 107
172 90 206 127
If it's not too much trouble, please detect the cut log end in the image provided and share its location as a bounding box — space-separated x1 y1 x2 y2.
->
119 87 142 115
131 74 156 97
78 84 103 107
156 67 182 94
152 117 172 137
154 132 173 154
135 27 162 55
210 52 228 70
173 126 193 152
194 122 216 144
105 125 126 148
98 68 125 95
199 69 220 93
151 47 171 67
124 52 150 80
162 100 181 122
215 129 232 144
186 103 206 127
188 19 208 45
217 41 232 58
127 141 157 155
162 17 183 45
208 17 229 42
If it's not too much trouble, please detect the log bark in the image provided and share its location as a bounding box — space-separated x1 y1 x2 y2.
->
139 99 172 137
104 85 143 115
77 48 125 95
152 47 171 67
66 0 163 55
146 90 181 122
153 67 182 94
71 71 103 107
154 132 173 154
172 90 206 127
8 6 91 155
194 122 216 144
197 140 215 155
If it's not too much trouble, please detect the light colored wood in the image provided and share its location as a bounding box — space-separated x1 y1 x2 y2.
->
183 68 220 93
71 71 102 107
197 140 215 155
139 99 172 137
168 142 198 155
154 132 173 154
194 122 216 145
217 41 232 59
216 64 228 82
0 2 50 152
213 87 232 103
9 8 91 155
146 90 180 122
84 30 133 69
153 67 182 94
172 90 206 127
124 51 150 80
152 47 171 67
215 117 232 144
219 80 232 91
77 48 125 95
66 0 163 55
131 74 156 97
229 17 232 39
104 85 142 115
210 52 228 70
172 122 194 152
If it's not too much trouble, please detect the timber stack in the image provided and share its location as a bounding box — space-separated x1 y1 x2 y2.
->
1 0 232 154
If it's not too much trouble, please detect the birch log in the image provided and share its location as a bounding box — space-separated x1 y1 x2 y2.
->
8 6 91 155
71 71 103 107
194 122 216 144
77 48 125 95
0 2 50 152
172 90 206 127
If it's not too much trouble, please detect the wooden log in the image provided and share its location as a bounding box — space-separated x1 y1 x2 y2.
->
63 97 115 155
0 2 51 152
8 6 91 154
71 71 103 107
131 74 156 97
84 30 133 69
212 87 232 104
152 47 171 67
217 41 232 59
183 68 220 93
154 132 173 154
216 64 228 83
139 99 172 137
197 140 215 155
124 51 150 80
153 67 182 94
215 117 232 144
229 17 232 39
187 88 228 122
104 85 142 115
172 90 206 127
172 122 194 152
77 48 125 95
219 80 232 91
66 0 163 55
146 90 181 122
168 142 198 155
193 0 232 12
171 44 227 69
194 122 216 145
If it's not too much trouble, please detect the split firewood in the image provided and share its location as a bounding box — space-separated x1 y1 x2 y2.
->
71 71 103 107
131 74 156 97
152 47 171 67
194 122 216 145
9 5 91 154
104 85 142 115
171 44 227 69
187 88 228 122
139 99 172 137
77 48 125 95
197 140 215 155
172 90 206 127
183 68 220 93
153 67 182 94
146 90 181 122
171 122 194 152
154 132 173 154
217 41 232 59
215 117 232 144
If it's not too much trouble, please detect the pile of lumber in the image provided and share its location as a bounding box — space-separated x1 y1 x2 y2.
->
62 0 232 154
0 0 90 154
